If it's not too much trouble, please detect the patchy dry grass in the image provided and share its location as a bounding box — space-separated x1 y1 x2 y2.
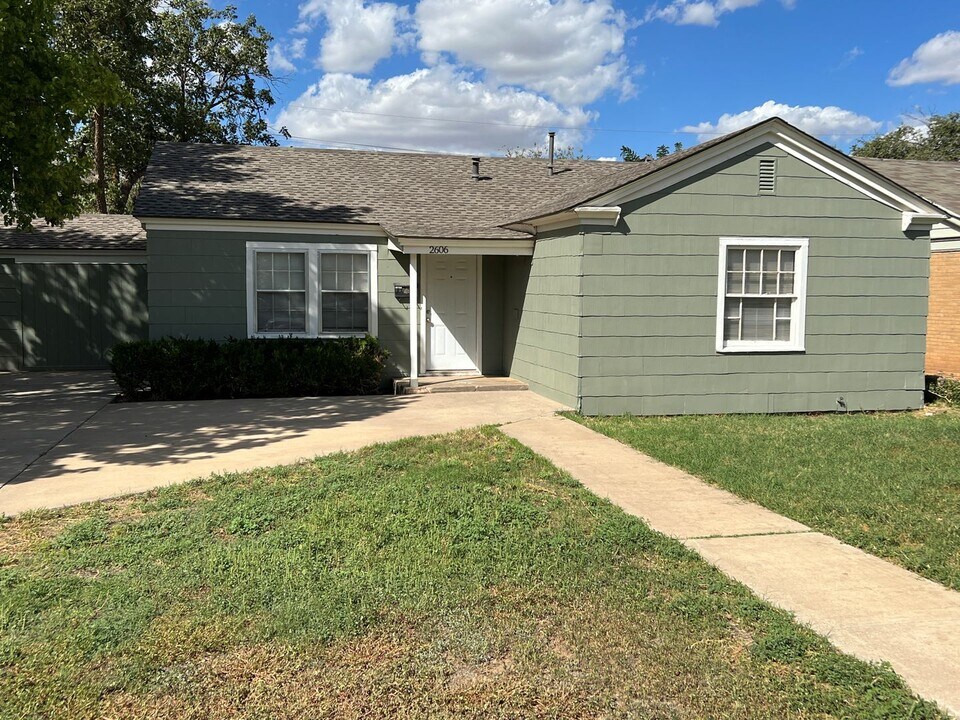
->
569 407 960 592
0 428 945 718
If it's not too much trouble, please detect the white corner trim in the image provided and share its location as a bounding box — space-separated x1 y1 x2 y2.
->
573 206 622 226
141 217 388 237
901 212 947 233
715 237 809 354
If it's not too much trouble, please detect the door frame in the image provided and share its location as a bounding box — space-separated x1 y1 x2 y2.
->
419 254 483 374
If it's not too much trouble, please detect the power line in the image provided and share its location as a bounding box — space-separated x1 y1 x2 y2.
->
283 99 884 138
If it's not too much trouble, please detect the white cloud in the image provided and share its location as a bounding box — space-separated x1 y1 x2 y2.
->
415 0 635 105
268 46 297 74
274 64 594 154
645 0 784 26
297 0 408 74
596 156 619 161
837 46 863 68
888 31 960 87
268 39 308 75
681 100 882 141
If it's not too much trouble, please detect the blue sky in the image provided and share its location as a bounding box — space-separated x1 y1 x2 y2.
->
236 0 960 158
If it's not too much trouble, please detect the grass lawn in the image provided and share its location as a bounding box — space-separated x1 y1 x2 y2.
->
569 407 960 593
0 428 945 719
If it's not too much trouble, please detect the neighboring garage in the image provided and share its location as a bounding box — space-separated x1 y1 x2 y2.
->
0 214 148 370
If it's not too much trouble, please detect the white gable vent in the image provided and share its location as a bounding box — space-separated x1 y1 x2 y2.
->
759 158 777 194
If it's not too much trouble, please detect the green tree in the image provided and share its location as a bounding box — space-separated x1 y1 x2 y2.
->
503 142 586 160
57 0 152 213
621 141 684 162
0 0 92 229
852 113 960 161
62 0 277 213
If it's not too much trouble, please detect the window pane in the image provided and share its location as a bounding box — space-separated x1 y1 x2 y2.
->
780 272 794 294
727 248 745 271
776 301 791 319
321 291 368 332
762 249 779 273
744 271 761 293
724 318 740 341
321 254 337 273
741 298 775 341
745 249 762 272
726 271 742 293
257 291 306 332
775 319 791 341
781 250 795 272
761 272 778 294
256 252 306 294
723 298 740 340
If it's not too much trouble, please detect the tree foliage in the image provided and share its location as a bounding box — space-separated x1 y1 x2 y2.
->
60 0 277 214
620 142 684 162
0 0 93 228
503 142 586 160
852 113 960 161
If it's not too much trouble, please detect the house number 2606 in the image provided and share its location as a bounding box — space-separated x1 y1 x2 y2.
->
428 246 449 254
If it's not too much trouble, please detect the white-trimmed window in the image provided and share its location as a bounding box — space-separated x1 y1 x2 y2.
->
246 242 379 338
716 237 808 353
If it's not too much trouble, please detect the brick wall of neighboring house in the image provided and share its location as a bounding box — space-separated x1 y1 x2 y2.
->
927 250 960 378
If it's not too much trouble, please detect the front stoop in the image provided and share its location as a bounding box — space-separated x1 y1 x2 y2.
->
394 375 528 395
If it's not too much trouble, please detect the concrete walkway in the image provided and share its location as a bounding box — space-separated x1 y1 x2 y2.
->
503 415 960 717
0 388 563 515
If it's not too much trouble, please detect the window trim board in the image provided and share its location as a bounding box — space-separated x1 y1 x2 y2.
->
715 237 809 354
245 241 379 339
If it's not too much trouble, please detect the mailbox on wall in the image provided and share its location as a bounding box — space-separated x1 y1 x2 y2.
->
394 284 410 302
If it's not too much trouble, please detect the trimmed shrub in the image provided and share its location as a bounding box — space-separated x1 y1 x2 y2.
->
110 336 389 401
929 375 960 405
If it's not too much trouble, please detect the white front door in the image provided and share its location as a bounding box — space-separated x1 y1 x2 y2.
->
425 254 479 372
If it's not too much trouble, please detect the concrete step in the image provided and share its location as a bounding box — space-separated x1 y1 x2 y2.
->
394 376 529 395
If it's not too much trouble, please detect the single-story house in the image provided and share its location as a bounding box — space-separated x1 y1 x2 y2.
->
0 214 147 370
857 158 960 379
1 117 953 414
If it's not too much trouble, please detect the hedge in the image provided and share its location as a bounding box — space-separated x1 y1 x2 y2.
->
929 375 960 405
110 336 389 401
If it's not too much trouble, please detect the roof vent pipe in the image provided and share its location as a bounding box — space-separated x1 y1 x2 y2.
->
471 157 481 180
548 131 556 176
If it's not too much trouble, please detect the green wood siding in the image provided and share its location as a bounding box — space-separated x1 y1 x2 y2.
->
504 229 583 408
18 262 147 369
147 229 409 377
482 256 505 375
0 260 21 370
578 144 929 415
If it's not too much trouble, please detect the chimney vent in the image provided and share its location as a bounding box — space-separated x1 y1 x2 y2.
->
548 131 556 176
471 157 481 180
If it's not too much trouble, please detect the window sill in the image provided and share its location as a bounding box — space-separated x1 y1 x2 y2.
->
717 342 805 354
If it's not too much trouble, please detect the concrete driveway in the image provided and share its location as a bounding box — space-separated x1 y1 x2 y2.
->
0 372 118 488
0 375 564 515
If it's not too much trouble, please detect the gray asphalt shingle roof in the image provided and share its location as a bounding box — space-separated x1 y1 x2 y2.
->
857 157 960 218
0 214 145 251
132 118 950 240
134 142 636 240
